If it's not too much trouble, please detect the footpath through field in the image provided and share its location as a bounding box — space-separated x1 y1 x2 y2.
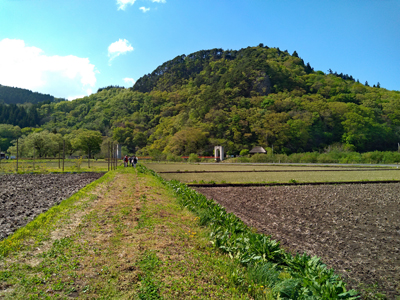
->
0 168 252 299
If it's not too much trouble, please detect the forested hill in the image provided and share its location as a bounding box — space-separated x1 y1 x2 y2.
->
5 45 400 156
0 84 57 104
132 46 314 94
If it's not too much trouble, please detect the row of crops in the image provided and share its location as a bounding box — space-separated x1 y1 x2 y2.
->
137 164 359 299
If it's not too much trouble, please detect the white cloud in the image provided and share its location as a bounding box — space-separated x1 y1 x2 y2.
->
139 6 150 13
151 0 166 3
0 38 96 99
108 39 134 63
123 78 135 86
117 0 136 10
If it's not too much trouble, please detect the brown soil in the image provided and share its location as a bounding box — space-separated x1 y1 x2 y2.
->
195 183 400 299
0 173 104 240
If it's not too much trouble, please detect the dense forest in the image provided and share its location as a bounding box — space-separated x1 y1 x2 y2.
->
1 45 400 156
0 85 62 105
0 102 42 127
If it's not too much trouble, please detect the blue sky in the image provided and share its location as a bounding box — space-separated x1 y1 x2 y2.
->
0 0 399 99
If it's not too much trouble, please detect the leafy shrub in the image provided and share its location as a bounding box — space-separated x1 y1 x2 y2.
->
229 156 251 163
250 153 270 163
166 153 183 162
239 149 249 156
187 153 200 162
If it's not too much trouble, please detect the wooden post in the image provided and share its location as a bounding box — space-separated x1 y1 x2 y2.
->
88 148 90 169
62 140 65 172
33 147 35 171
0 146 2 171
110 142 113 170
115 143 117 170
58 143 61 169
108 142 110 172
16 138 19 173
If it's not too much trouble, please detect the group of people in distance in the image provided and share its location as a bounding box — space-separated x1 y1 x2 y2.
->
123 155 138 168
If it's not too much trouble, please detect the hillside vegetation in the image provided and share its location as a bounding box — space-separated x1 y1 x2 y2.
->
0 85 59 105
2 45 400 156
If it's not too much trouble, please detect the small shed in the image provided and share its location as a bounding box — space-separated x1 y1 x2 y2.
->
0 152 5 159
249 146 267 154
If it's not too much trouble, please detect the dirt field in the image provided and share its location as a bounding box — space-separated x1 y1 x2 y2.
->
0 173 104 240
195 183 400 299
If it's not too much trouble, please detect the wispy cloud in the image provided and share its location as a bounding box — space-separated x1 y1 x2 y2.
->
0 38 96 100
108 39 134 64
123 78 136 86
139 6 150 13
116 0 136 10
150 0 166 3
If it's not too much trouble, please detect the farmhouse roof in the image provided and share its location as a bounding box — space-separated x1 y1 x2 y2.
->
249 146 267 154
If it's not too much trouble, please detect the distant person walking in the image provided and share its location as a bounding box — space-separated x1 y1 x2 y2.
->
133 155 138 168
123 155 128 167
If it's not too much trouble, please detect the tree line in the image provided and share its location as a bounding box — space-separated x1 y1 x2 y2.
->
1 45 400 157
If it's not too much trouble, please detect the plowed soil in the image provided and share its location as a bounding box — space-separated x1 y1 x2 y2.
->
195 183 400 299
0 173 104 240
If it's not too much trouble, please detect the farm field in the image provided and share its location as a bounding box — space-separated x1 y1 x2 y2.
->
144 162 400 184
195 183 400 298
144 162 391 173
0 173 104 240
159 169 400 184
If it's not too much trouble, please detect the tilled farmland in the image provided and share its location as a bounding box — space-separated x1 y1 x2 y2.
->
195 183 400 299
0 173 104 240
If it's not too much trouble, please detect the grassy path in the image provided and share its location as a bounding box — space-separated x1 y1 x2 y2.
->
0 168 253 299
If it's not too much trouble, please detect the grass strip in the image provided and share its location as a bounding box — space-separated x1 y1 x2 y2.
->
138 164 360 300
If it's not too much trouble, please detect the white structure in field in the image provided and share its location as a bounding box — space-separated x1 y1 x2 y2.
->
214 146 224 162
117 144 122 159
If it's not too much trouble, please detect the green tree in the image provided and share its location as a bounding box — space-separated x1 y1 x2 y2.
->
164 128 209 155
0 124 21 151
70 129 103 157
